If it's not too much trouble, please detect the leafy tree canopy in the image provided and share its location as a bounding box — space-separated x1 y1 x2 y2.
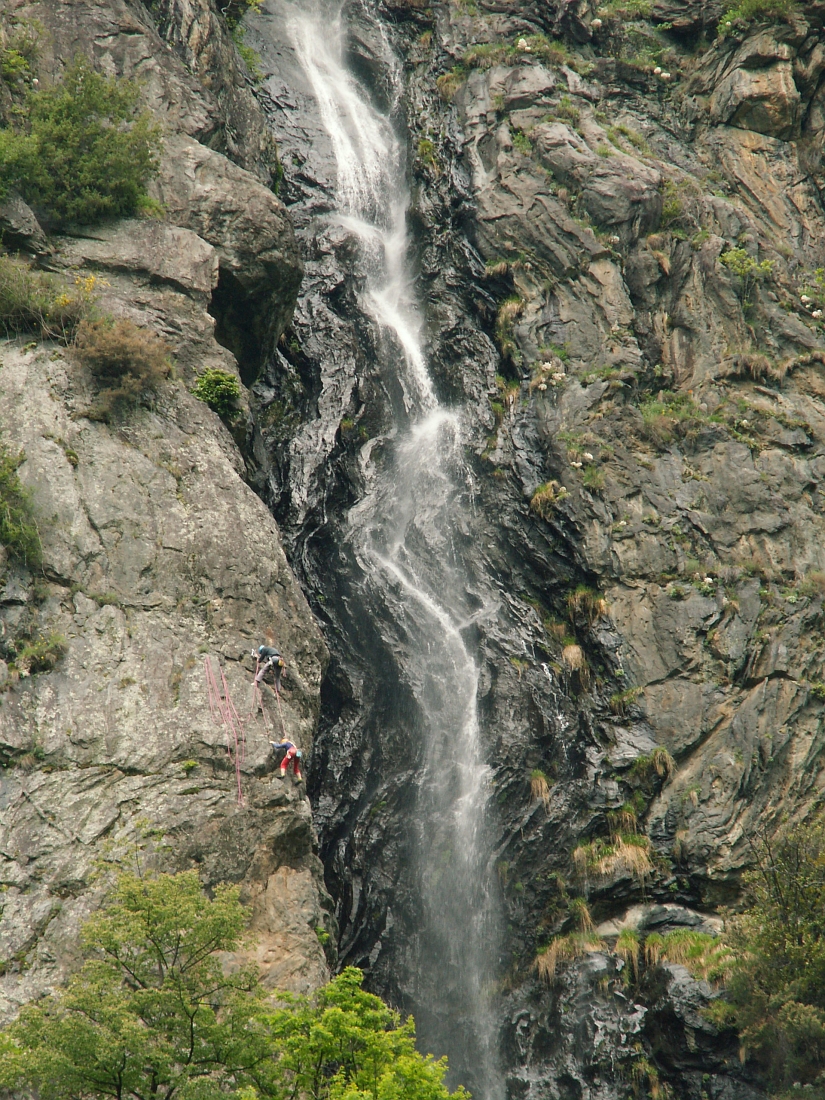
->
0 868 467 1100
0 56 161 224
721 819 825 1092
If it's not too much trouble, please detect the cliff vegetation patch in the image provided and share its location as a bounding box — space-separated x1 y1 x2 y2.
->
0 867 468 1100
73 318 172 422
0 254 93 340
0 57 162 225
0 443 41 566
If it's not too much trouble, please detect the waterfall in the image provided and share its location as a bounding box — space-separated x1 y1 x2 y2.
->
270 1 505 1095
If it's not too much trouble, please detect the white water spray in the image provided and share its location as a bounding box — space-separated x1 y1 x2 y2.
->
285 2 504 1095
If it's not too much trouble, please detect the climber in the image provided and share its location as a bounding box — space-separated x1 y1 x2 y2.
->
254 640 285 694
271 738 303 780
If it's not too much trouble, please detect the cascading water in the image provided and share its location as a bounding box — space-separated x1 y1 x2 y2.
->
272 1 505 1095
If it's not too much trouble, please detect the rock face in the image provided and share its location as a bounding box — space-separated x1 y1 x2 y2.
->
243 0 825 1096
0 0 327 1025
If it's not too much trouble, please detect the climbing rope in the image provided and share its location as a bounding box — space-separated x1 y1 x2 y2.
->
204 657 246 806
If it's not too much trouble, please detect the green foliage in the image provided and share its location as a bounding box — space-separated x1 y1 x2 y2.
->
417 137 440 172
495 295 524 366
644 928 734 982
720 248 773 316
6 631 67 674
639 390 715 448
0 57 162 224
74 318 171 421
231 27 264 81
720 248 774 282
192 368 242 418
627 747 674 787
719 821 825 1089
566 584 607 623
530 480 568 517
0 21 39 87
718 0 797 34
512 128 533 155
659 179 683 227
0 869 467 1100
610 686 644 715
536 930 604 982
582 464 605 491
0 445 41 566
0 255 95 340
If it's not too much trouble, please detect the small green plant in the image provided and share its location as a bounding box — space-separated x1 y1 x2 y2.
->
530 480 568 518
74 318 172 421
191 368 242 418
7 631 67 675
595 143 613 158
717 0 797 34
417 137 440 172
720 248 773 314
616 928 641 982
610 686 644 715
0 57 162 224
512 129 533 156
436 65 467 101
495 296 524 365
0 445 41 566
628 746 675 786
231 27 264 81
644 928 734 981
181 759 198 775
659 179 683 228
582 464 605 491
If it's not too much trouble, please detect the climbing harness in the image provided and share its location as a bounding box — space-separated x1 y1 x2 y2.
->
204 657 246 806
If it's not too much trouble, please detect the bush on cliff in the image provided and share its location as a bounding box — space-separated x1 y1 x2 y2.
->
716 820 825 1092
0 57 161 224
192 366 242 418
0 868 468 1100
0 443 41 566
73 318 172 421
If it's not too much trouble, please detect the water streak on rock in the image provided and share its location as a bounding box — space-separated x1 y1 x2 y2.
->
284 1 504 1093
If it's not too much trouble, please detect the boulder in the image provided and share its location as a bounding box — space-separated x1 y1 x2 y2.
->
152 135 303 381
0 191 50 255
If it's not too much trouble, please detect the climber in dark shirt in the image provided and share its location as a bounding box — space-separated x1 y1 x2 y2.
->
271 739 303 780
255 644 284 694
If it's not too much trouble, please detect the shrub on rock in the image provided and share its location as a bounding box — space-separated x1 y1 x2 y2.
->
0 57 162 225
73 318 171 421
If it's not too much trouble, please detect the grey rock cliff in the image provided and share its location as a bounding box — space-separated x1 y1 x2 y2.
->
0 0 328 1022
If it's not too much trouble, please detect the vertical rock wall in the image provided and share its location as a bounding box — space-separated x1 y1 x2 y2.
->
0 0 332 1020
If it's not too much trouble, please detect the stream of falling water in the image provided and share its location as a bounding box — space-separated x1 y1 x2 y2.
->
287 2 504 1096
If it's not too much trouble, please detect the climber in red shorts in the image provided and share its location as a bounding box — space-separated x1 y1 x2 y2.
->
271 738 303 780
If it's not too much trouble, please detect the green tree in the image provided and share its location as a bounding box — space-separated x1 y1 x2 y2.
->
722 820 825 1091
0 869 467 1100
0 57 161 224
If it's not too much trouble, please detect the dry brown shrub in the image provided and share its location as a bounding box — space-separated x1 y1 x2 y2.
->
530 770 552 808
596 837 654 881
535 931 603 983
74 318 171 421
